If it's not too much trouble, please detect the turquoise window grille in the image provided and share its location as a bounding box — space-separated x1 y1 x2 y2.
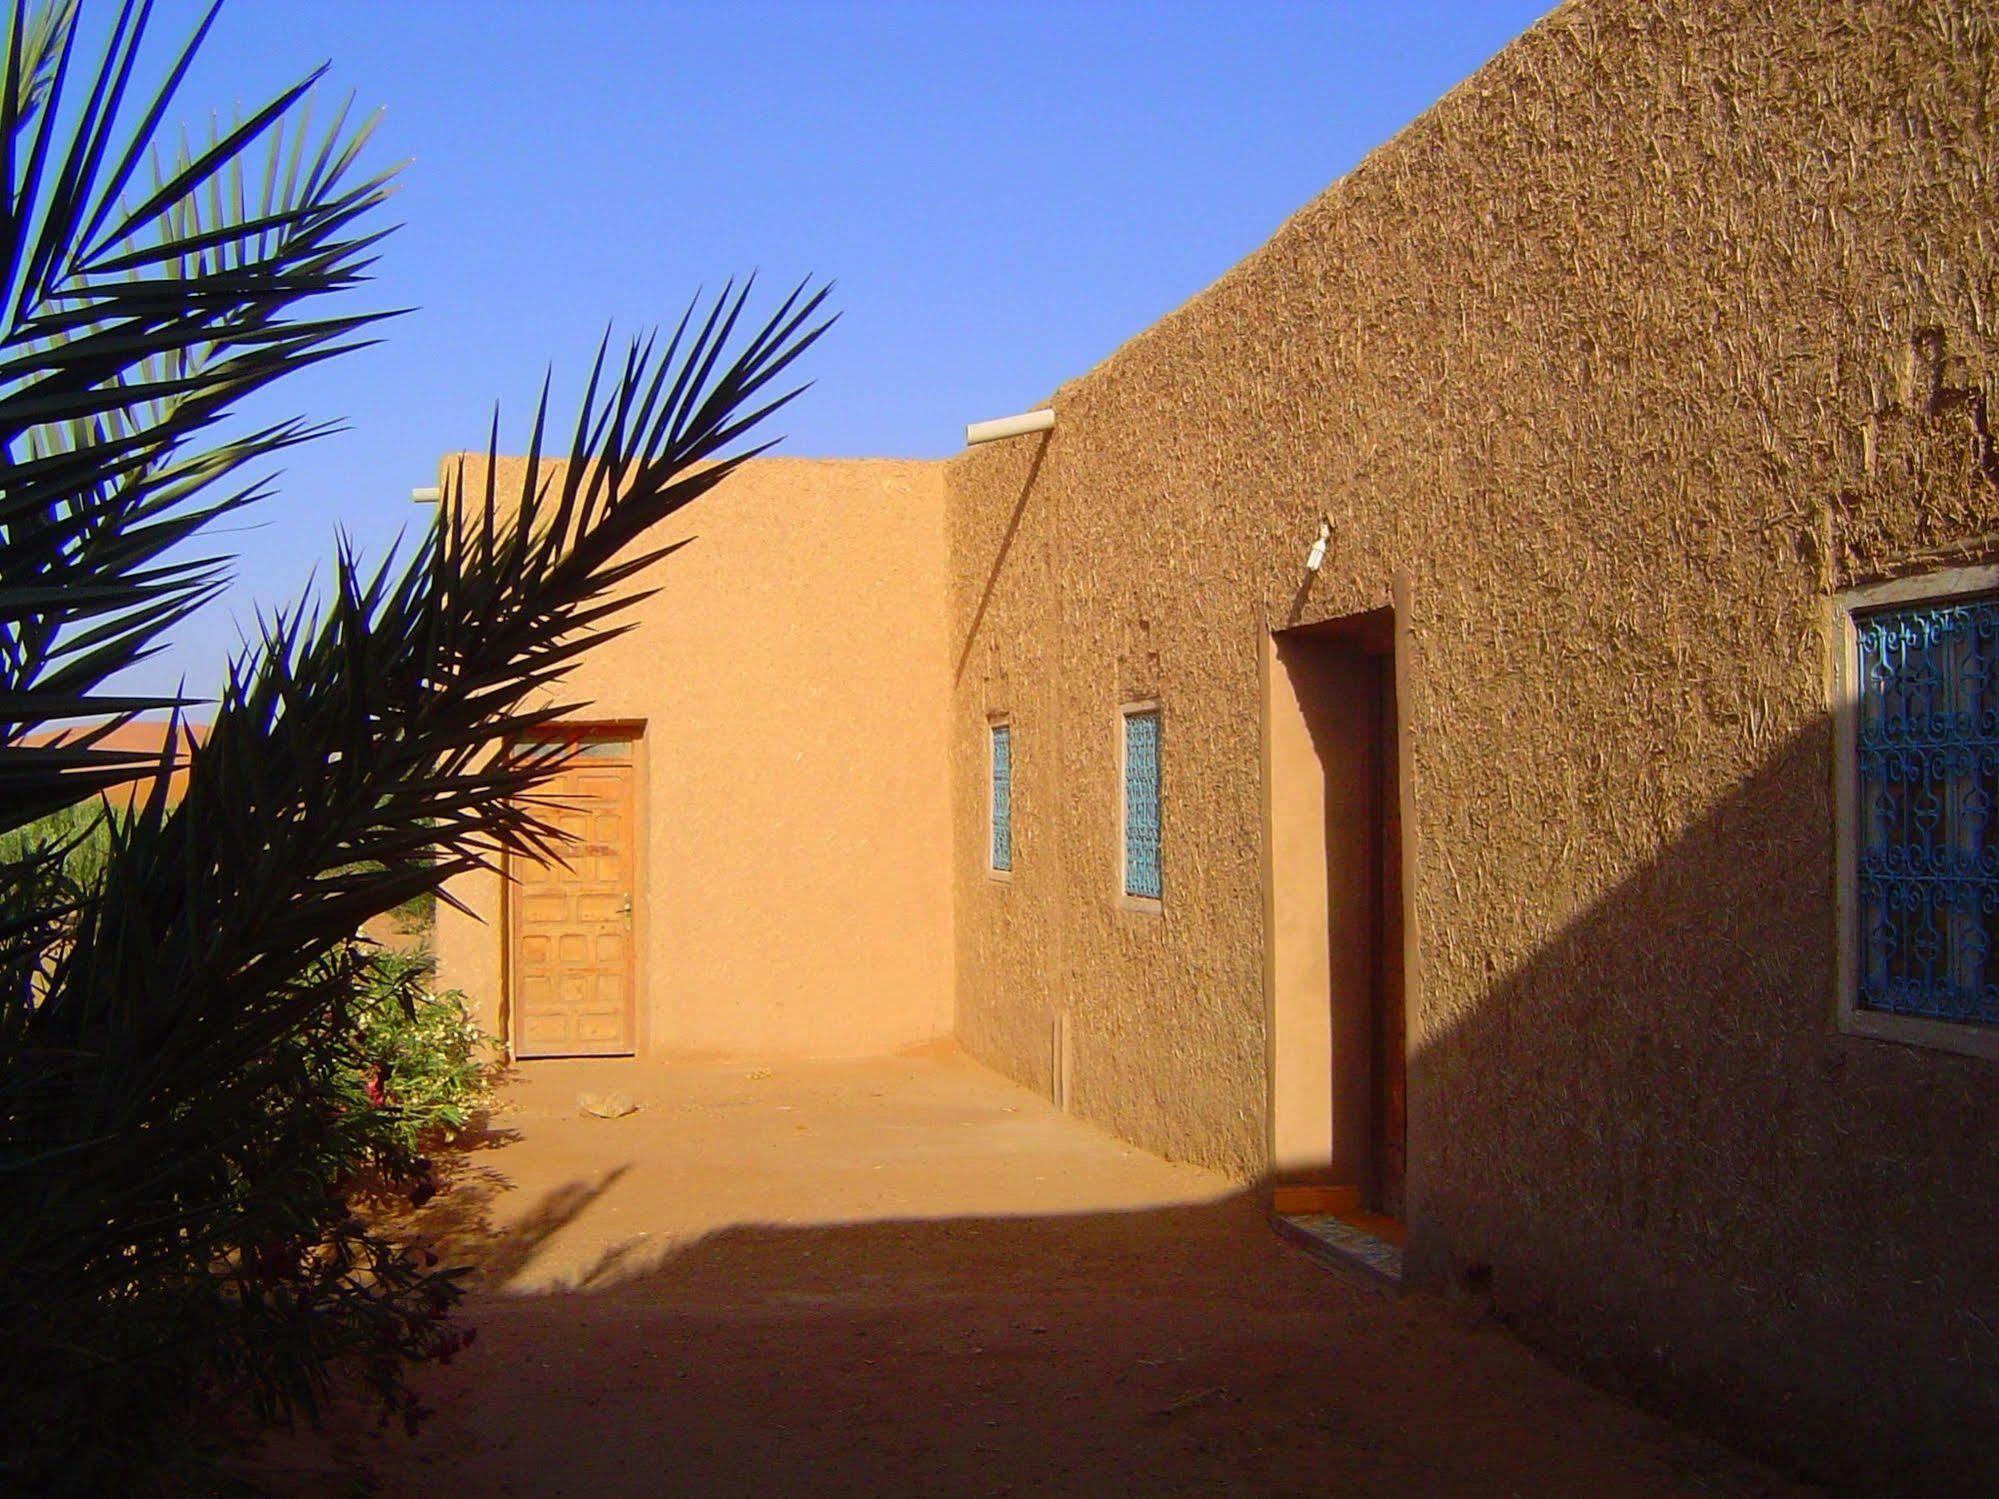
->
990 723 1012 872
1123 708 1161 900
1855 594 1999 1026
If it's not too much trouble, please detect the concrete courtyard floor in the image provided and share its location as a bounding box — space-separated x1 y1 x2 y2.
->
272 1045 1810 1497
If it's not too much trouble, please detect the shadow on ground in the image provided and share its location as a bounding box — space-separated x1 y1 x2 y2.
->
284 1168 1810 1497
224 1045 1830 1498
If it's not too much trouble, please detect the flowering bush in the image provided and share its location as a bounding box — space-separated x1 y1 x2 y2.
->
352 945 497 1154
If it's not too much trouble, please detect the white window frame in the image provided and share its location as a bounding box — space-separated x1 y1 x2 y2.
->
1832 564 1999 1061
1118 700 1163 914
988 716 1013 882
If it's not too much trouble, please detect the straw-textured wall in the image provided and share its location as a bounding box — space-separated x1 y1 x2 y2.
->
945 1 1999 1488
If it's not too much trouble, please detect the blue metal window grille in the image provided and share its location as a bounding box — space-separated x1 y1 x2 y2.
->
990 723 1013 872
1124 709 1162 900
1855 595 1999 1026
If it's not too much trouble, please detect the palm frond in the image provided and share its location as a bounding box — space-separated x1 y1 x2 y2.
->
1 273 835 1357
0 0 398 830
0 5 839 1485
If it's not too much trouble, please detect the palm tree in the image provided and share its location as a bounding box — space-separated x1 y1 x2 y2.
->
0 3 831 1489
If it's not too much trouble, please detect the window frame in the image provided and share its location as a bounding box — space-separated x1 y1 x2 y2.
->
1833 564 1999 1061
987 716 1013 881
1118 700 1163 913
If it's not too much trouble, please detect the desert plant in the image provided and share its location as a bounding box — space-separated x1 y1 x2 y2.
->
0 797 117 885
0 0 830 1490
352 944 494 1152
390 883 436 934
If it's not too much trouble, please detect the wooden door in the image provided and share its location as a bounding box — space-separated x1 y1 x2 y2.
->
508 735 638 1057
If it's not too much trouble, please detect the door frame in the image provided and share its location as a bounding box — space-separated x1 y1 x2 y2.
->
1258 598 1418 1220
502 720 648 1059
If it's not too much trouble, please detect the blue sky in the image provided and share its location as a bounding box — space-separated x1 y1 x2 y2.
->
123 0 1548 698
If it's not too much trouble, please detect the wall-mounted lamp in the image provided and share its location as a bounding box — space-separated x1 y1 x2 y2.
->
1305 517 1331 573
411 486 441 504
965 407 1055 446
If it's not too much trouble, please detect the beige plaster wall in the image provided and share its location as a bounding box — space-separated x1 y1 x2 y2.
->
944 1 1999 1488
437 455 954 1061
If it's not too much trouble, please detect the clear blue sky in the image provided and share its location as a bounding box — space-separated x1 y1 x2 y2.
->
124 0 1548 700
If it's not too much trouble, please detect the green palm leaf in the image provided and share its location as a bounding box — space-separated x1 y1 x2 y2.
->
0 4 837 1487
0 0 398 830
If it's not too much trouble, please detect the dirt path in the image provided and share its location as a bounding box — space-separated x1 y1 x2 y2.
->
267 1047 1806 1497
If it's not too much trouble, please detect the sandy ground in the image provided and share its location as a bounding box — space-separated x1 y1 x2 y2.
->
258 1046 1809 1498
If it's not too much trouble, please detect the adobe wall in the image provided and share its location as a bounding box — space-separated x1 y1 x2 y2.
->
944 1 1999 1488
436 454 955 1060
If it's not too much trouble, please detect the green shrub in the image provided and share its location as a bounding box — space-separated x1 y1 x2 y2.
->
390 885 438 935
352 946 496 1152
0 800 119 890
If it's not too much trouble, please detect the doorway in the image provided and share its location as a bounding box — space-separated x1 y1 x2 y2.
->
1264 610 1405 1223
507 729 639 1058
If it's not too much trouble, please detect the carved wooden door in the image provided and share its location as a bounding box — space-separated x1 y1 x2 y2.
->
508 735 637 1057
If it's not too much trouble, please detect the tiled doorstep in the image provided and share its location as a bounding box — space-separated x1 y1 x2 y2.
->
1270 1210 1404 1289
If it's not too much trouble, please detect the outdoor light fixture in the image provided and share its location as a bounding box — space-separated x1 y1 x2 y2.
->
1305 517 1331 572
965 407 1055 446
411 486 440 504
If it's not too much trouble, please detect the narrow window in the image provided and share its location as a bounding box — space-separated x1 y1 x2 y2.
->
1854 595 1999 1023
1122 706 1162 902
990 721 1012 874
1837 569 1999 1060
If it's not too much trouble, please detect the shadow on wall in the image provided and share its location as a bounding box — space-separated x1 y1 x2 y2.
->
358 1185 1797 1499
954 431 1050 686
1404 713 1999 1494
